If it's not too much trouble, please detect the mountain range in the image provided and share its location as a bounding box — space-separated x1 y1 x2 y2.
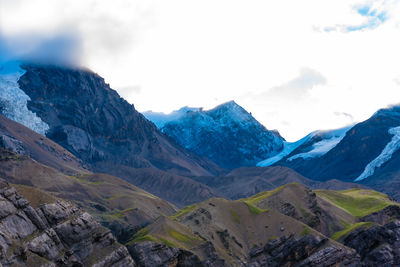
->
2 60 400 265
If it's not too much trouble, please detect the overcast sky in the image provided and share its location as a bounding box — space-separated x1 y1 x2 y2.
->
1 0 400 141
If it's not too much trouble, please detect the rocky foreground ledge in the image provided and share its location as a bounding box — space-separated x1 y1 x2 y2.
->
0 179 134 266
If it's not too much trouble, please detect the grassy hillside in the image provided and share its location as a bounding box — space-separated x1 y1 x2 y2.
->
315 188 397 217
242 183 356 236
134 194 323 264
128 183 400 264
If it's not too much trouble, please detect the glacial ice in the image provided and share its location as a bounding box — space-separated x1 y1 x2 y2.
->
257 126 352 166
0 62 49 135
257 133 314 166
354 126 400 182
288 126 351 161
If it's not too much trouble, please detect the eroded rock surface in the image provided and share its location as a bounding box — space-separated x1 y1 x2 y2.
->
248 234 360 267
343 220 400 266
127 241 202 267
0 178 134 266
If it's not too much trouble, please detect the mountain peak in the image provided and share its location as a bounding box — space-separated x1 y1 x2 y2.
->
207 100 255 125
145 101 284 169
215 100 239 108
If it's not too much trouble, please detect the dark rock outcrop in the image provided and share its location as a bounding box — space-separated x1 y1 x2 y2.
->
127 241 202 267
360 205 400 225
248 234 360 267
0 134 25 155
0 178 134 266
343 220 400 266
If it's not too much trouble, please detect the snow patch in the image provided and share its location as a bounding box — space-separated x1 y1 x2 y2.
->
288 126 351 161
257 126 352 166
257 133 314 166
0 62 49 135
354 126 400 182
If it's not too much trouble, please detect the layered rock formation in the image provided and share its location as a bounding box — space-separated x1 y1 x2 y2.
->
343 220 400 266
249 234 359 266
0 179 134 266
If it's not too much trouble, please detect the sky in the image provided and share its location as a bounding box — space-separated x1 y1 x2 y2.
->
1 0 400 141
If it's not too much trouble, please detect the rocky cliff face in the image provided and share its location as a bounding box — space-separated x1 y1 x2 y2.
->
13 63 219 177
249 234 360 266
0 178 134 266
145 101 284 169
342 220 400 266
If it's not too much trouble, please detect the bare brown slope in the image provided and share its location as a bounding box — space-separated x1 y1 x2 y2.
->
194 166 367 200
0 114 221 207
0 149 176 242
96 164 221 207
0 114 84 174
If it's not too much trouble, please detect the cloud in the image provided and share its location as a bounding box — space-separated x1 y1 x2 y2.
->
0 0 155 68
0 30 82 66
334 111 354 121
266 68 327 99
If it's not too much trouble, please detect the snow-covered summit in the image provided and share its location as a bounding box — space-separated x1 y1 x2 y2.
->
145 100 284 169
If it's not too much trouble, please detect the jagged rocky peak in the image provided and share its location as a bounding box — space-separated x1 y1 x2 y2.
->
0 178 134 266
145 100 284 169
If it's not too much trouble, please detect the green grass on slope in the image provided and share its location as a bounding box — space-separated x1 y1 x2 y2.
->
126 228 157 245
315 188 397 218
230 209 240 223
167 228 202 243
241 184 295 205
331 222 375 241
170 204 197 220
244 202 269 214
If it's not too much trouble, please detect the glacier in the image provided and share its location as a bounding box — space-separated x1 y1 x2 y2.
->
0 62 49 135
288 126 351 161
257 126 352 166
354 126 400 182
257 133 314 167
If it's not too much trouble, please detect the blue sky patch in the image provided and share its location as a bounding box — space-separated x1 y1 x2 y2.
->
346 3 389 32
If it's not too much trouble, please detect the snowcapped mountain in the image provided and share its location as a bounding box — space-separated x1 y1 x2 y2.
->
144 101 284 169
258 104 400 199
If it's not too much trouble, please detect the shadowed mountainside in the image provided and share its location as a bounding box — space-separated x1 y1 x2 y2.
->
16 63 221 177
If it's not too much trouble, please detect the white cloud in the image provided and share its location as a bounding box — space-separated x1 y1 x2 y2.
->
266 68 326 99
1 0 400 140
